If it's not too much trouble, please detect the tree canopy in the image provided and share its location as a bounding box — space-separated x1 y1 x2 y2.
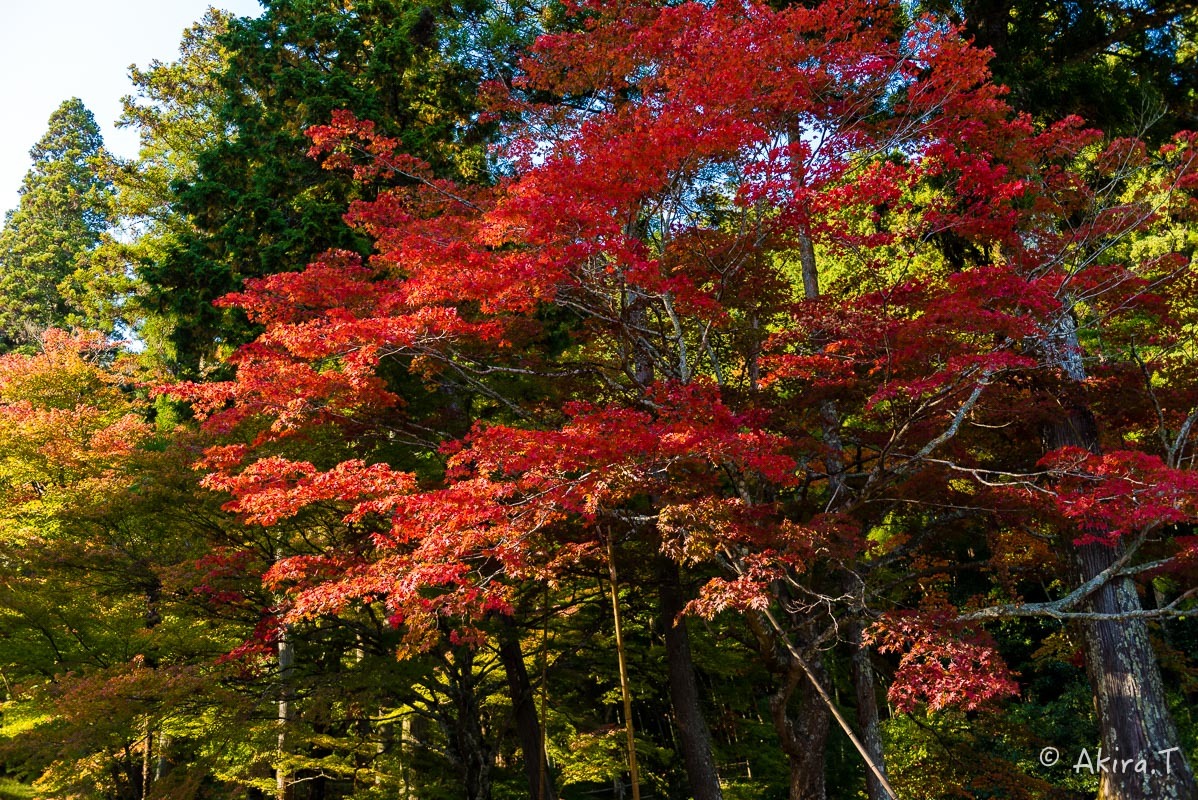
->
1 2 1197 800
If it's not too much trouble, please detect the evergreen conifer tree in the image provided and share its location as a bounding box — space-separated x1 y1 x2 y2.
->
0 99 116 349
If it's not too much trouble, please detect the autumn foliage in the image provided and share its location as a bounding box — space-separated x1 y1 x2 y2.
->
4 0 1198 798
161 0 1198 722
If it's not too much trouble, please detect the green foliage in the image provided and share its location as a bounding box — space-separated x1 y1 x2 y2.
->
923 0 1198 138
132 0 523 374
101 9 238 365
0 100 117 348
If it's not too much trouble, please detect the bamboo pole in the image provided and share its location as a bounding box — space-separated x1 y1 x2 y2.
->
606 534 641 800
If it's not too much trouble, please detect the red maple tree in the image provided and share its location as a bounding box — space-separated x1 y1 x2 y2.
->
171 1 1198 797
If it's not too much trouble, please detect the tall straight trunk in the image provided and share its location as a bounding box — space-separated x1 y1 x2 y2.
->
797 229 820 302
272 542 296 800
400 715 421 800
141 718 153 800
1042 313 1196 800
154 732 168 782
657 560 723 800
799 222 883 798
497 618 559 800
141 575 162 799
276 622 295 800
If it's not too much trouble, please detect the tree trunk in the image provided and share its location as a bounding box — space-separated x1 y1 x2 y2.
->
141 574 162 799
141 718 153 800
276 622 295 800
849 624 888 800
154 731 168 783
658 560 723 800
400 715 420 800
797 225 864 798
1077 539 1195 800
1042 313 1196 800
497 618 559 800
746 606 831 800
441 647 494 800
770 656 829 800
793 660 830 800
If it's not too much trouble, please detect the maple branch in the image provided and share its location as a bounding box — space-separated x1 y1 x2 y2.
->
446 359 601 379
716 539 896 798
861 370 993 503
1169 407 1198 469
660 292 689 382
958 588 1198 623
916 458 1056 494
346 143 483 213
1076 250 1195 336
1050 147 1196 315
439 358 535 421
956 530 1180 623
906 371 991 464
776 581 856 621
1130 341 1173 457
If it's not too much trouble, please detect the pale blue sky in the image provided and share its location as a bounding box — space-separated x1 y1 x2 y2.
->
0 0 263 217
